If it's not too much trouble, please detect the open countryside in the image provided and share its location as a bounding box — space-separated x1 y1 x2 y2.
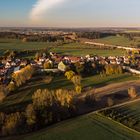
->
1 0 140 140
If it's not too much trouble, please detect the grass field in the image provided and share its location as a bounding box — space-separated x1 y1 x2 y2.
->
0 38 52 50
0 73 138 113
94 35 140 47
4 113 140 140
50 47 125 56
0 38 125 57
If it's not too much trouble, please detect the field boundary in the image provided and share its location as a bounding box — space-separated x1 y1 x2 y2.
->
96 112 140 136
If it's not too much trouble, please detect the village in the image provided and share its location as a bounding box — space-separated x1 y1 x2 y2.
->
1 47 140 86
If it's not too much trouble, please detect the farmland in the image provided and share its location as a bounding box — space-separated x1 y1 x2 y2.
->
3 113 140 140
0 38 125 57
100 99 140 132
94 35 140 47
0 36 140 140
1 0 140 139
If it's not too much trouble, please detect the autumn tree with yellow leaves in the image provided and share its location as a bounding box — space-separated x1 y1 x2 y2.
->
65 70 82 94
12 65 34 87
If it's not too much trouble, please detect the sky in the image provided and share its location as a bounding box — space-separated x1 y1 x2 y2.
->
0 0 140 27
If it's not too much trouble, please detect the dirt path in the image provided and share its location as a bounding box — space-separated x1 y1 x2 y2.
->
79 80 140 99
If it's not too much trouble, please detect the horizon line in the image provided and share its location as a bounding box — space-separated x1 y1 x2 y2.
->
1 26 140 29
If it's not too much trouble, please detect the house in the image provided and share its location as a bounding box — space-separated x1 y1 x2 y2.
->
14 66 20 74
58 61 67 72
123 57 130 65
20 60 27 66
5 62 11 69
66 56 81 63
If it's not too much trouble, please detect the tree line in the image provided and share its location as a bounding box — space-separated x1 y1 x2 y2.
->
0 88 77 136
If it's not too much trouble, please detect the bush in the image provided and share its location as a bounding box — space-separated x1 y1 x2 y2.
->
85 93 96 106
107 97 114 107
128 86 137 98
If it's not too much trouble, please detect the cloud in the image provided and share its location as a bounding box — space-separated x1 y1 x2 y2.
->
30 0 66 21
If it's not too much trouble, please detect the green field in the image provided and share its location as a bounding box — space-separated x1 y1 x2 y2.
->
50 47 125 56
0 73 138 113
0 38 125 57
95 35 140 47
105 100 140 132
0 73 139 140
4 113 140 140
117 100 140 121
0 38 51 50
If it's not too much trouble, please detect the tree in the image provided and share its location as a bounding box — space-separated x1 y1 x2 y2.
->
7 81 16 92
44 61 52 69
65 70 75 80
71 75 81 86
2 112 24 135
105 64 123 75
22 38 27 42
74 62 84 74
65 72 82 94
0 86 8 102
128 86 137 98
35 52 42 60
25 104 36 126
75 85 82 94
12 65 34 87
0 112 5 128
31 88 74 126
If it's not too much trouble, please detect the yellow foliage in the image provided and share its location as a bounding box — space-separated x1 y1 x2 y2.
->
75 85 82 94
12 65 34 87
65 70 75 80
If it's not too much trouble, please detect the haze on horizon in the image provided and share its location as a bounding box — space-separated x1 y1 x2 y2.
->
0 0 140 27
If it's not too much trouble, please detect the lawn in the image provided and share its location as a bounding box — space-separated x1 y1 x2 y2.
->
3 113 140 140
0 73 138 113
82 73 138 88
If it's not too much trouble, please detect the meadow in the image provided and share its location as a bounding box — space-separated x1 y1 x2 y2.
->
0 73 138 113
0 38 140 140
0 38 125 57
94 35 140 47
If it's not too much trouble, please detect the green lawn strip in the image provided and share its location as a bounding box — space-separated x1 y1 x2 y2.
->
82 73 139 88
